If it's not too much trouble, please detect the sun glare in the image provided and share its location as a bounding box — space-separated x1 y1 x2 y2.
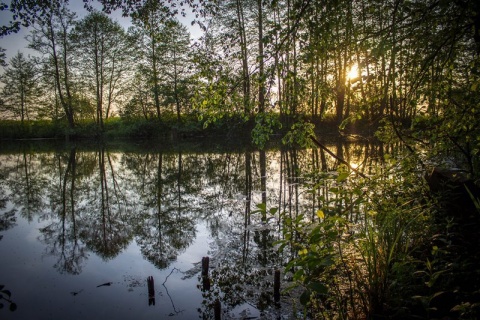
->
347 63 359 81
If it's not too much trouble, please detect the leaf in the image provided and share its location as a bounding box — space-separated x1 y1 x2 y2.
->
337 172 349 182
299 248 308 256
293 269 305 281
319 255 334 267
285 260 296 271
308 281 328 294
310 233 322 243
431 291 445 299
10 303 17 312
256 203 266 211
269 207 278 215
299 289 311 305
316 210 324 219
330 187 339 193
367 210 377 216
451 302 471 311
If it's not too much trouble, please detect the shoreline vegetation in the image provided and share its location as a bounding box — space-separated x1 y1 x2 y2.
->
0 113 381 142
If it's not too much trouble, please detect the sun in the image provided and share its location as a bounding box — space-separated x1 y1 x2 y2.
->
347 63 359 81
350 162 359 170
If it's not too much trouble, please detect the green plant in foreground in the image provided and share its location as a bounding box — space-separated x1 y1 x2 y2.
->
275 210 341 315
276 155 434 319
412 246 451 319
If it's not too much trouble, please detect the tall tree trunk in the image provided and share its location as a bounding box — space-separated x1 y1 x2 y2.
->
49 16 74 128
173 47 181 122
94 29 102 130
273 6 283 117
151 28 161 119
60 16 74 128
236 0 250 114
257 0 265 114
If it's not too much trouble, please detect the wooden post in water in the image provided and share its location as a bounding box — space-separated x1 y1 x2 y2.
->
147 276 155 306
202 256 211 291
274 269 280 303
202 276 211 291
202 257 209 276
214 299 221 320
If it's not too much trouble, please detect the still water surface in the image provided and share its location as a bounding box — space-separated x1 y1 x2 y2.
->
0 138 383 319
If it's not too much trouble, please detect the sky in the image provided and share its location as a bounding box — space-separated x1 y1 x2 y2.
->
0 1 131 62
0 1 202 65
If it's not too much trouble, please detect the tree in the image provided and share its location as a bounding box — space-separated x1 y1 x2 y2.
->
158 19 192 121
190 0 257 119
27 3 77 128
122 70 155 120
0 0 206 35
1 52 39 122
129 2 171 119
235 0 251 114
0 47 6 67
72 11 132 131
256 0 265 114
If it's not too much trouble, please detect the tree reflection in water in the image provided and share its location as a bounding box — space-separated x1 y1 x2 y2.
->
125 151 197 269
0 139 386 318
39 148 88 274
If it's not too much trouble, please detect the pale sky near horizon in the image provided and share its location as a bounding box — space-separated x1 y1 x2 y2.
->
0 1 201 65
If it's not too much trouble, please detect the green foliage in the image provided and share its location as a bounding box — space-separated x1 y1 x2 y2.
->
251 113 282 149
277 152 435 318
0 120 62 139
276 211 343 305
192 77 247 129
1 52 40 123
0 47 6 67
281 121 315 148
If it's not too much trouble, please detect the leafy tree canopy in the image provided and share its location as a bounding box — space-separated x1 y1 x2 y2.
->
0 0 209 36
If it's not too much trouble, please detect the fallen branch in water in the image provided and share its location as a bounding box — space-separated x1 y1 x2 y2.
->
309 135 369 179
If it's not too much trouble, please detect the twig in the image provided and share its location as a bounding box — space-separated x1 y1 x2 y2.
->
309 135 369 179
162 268 185 315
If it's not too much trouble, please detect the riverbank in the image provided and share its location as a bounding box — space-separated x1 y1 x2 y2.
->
0 113 382 142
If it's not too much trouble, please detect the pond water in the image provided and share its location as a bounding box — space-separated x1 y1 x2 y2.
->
0 137 385 320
